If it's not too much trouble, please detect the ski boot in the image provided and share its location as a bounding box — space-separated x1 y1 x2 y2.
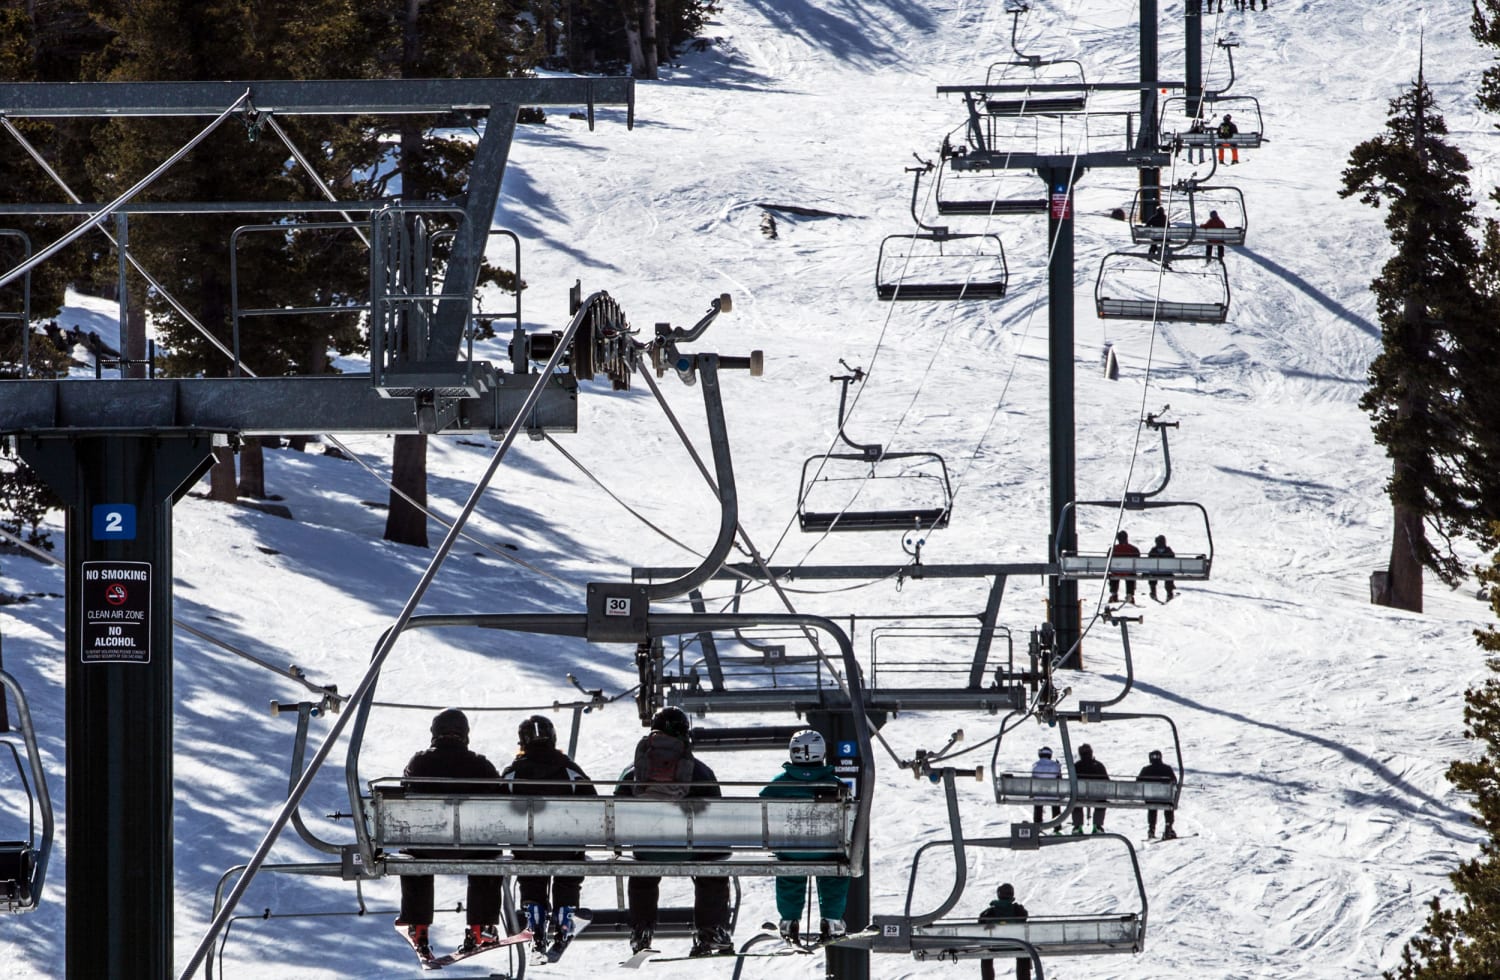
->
778 919 800 944
523 902 550 956
689 926 734 957
819 919 846 945
629 926 654 954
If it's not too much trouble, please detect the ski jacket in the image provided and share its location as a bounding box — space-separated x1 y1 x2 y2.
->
760 761 843 799
616 742 721 799
403 740 500 792
1136 760 1177 784
1031 757 1062 779
980 898 1029 923
1200 215 1227 231
1217 119 1239 138
500 744 596 797
761 762 844 859
1075 755 1109 779
616 749 726 861
1148 543 1176 559
1145 209 1167 228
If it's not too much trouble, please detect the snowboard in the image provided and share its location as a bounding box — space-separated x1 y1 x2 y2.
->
397 922 534 970
532 909 593 966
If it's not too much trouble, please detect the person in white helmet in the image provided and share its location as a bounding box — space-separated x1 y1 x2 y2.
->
760 729 849 945
1030 746 1063 832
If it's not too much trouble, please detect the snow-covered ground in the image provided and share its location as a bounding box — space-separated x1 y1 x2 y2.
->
0 1 1494 977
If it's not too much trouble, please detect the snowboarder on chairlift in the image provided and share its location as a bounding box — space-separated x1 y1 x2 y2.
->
761 729 850 946
1137 749 1179 840
500 714 596 958
395 709 504 962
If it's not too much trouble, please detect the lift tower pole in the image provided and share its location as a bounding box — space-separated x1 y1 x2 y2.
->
0 76 634 980
1139 0 1162 218
1043 168 1080 668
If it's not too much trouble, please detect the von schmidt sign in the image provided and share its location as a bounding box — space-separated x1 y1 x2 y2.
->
81 561 151 663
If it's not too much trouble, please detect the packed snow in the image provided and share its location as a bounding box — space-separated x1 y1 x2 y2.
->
0 1 1494 977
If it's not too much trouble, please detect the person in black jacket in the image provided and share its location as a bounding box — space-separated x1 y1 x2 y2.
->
978 882 1031 980
1147 534 1177 602
615 707 733 957
395 708 503 960
500 714 596 957
1137 749 1178 839
1071 743 1109 833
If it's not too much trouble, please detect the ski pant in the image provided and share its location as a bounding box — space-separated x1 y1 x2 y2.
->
400 874 502 926
627 876 731 933
1073 805 1106 830
774 873 851 920
515 849 584 913
980 954 1032 980
1147 807 1175 833
1032 804 1062 825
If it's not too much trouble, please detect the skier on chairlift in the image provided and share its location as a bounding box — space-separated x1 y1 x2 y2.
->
761 729 850 946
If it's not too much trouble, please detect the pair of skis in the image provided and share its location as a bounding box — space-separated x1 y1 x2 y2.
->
395 923 532 971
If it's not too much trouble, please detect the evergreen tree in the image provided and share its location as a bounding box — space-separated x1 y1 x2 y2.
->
1339 68 1494 611
1385 531 1500 978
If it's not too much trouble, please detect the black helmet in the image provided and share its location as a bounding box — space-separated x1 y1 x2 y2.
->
1116 531 1129 543
1149 749 1163 763
1079 743 1093 759
430 708 469 744
519 714 556 748
997 883 1015 900
1155 534 1167 546
1038 746 1053 759
650 706 691 739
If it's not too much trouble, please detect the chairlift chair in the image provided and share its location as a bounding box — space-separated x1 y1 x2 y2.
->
934 149 1047 217
797 369 954 532
876 162 1008 301
1158 94 1265 152
978 3 1089 116
1094 249 1230 324
1054 414 1215 581
1127 185 1247 248
991 712 1185 814
0 670 53 913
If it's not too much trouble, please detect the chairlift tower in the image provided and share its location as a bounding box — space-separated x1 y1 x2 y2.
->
0 77 634 980
936 0 1175 664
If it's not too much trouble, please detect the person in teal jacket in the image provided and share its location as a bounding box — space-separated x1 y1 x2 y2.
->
760 729 850 945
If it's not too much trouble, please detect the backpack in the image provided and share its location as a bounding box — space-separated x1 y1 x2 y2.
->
633 732 696 800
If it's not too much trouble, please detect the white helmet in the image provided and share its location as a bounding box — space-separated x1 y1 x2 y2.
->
788 729 827 764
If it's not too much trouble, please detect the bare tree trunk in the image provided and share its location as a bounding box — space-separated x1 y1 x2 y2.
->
237 436 266 499
384 433 429 547
383 0 431 548
643 0 658 79
1387 497 1425 612
623 2 650 79
208 446 237 502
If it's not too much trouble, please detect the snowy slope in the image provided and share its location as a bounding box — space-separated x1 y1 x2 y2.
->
0 1 1494 978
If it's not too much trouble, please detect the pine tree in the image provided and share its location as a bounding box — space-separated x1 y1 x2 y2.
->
1339 67 1492 612
1385 531 1500 978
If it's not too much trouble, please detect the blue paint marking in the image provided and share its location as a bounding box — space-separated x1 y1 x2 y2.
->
92 504 137 541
